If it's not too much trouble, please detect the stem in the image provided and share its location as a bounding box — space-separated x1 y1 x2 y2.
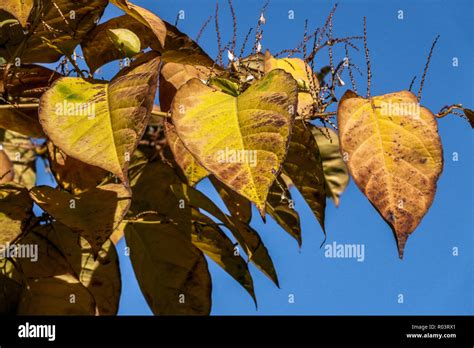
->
0 103 39 109
151 110 171 118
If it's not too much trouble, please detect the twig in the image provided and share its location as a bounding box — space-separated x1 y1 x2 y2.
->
417 34 440 101
196 15 212 43
363 17 372 98
215 1 223 66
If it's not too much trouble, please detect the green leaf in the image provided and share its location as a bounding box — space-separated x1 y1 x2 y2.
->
35 222 122 315
283 121 326 234
192 211 256 305
82 15 154 73
311 126 349 207
39 52 160 182
110 0 166 47
29 184 132 256
209 77 240 96
164 121 208 186
125 222 212 315
0 183 33 245
267 177 302 246
107 28 141 58
172 69 298 215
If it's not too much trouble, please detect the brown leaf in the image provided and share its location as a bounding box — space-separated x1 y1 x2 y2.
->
337 90 443 258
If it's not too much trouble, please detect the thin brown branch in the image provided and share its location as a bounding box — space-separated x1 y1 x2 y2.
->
417 34 440 101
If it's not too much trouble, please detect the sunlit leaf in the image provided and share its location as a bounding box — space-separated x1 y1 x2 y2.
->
159 62 212 112
82 15 155 73
0 183 32 245
1 0 34 28
283 121 326 233
39 52 160 182
108 28 141 58
337 90 443 258
30 184 132 255
164 121 208 186
125 222 212 315
172 69 298 215
110 0 166 47
311 126 349 206
264 51 318 115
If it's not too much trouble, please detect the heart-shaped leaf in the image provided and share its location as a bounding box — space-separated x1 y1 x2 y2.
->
337 90 443 258
172 69 298 215
39 52 160 182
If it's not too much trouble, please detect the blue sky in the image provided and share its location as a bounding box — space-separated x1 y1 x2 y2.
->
37 0 473 315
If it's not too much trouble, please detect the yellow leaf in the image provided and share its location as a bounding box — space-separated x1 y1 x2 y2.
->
39 52 160 182
1 0 34 28
264 51 318 116
337 90 443 258
159 62 212 112
172 69 298 215
164 121 208 186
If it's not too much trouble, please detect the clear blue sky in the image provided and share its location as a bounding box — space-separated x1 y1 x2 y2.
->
36 0 473 315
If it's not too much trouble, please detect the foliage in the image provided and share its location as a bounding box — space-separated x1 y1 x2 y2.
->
0 0 471 315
